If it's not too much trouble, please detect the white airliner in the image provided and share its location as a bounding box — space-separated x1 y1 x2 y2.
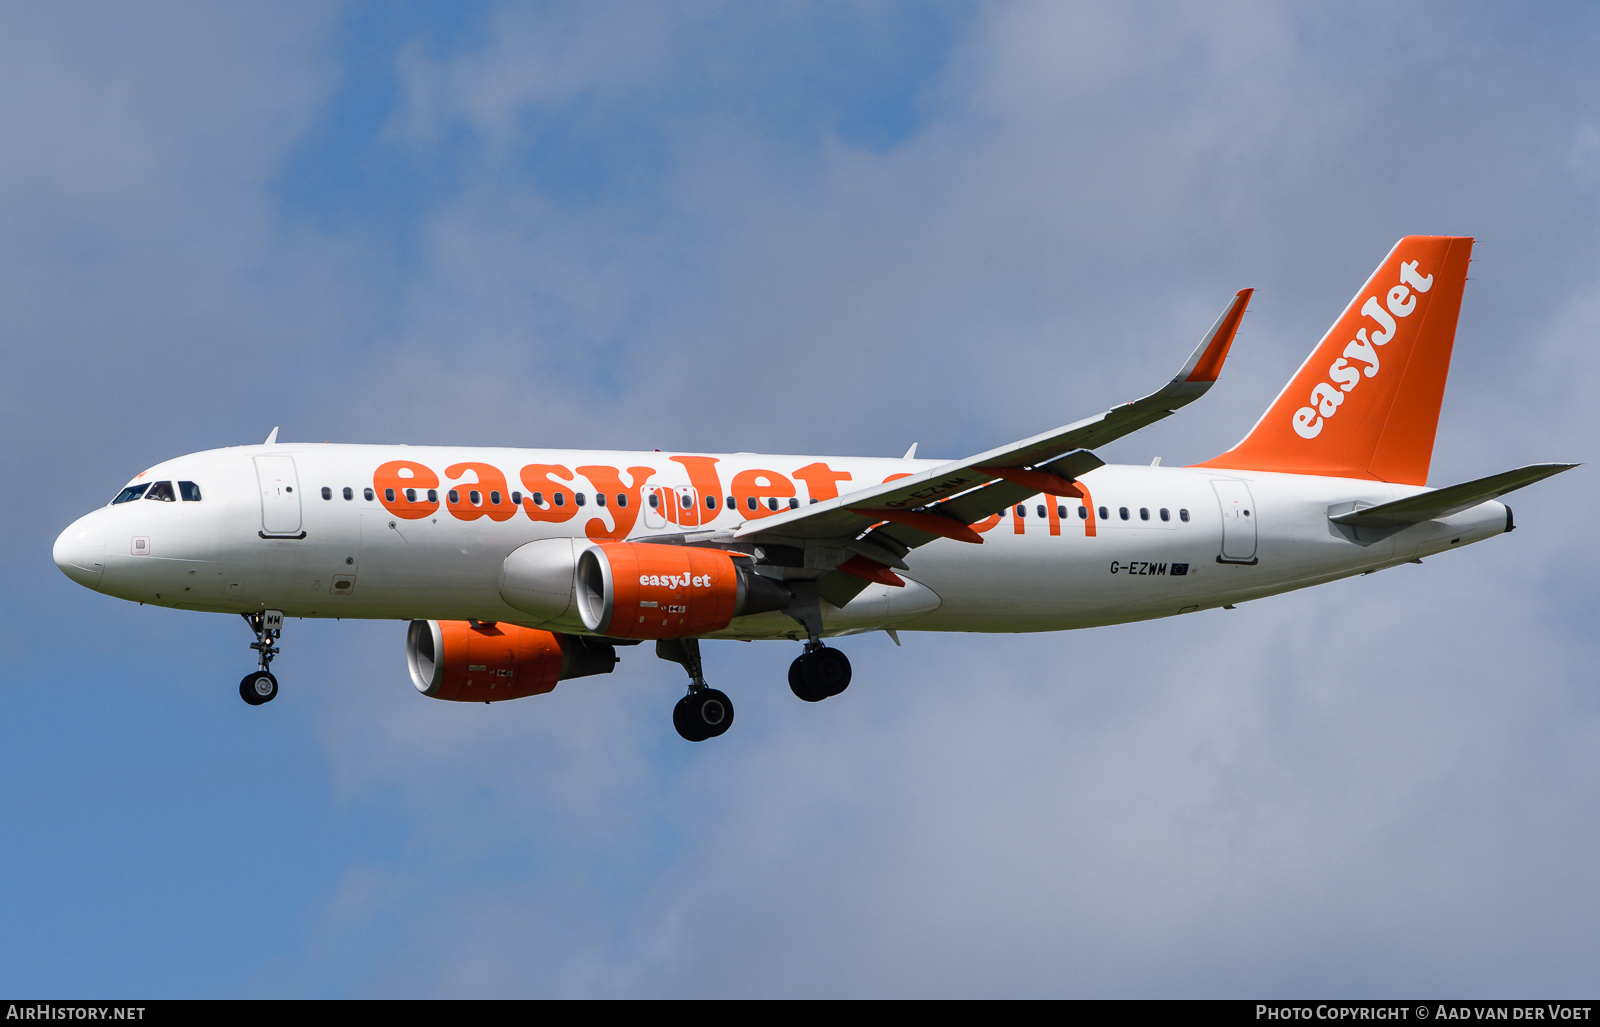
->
53 237 1573 740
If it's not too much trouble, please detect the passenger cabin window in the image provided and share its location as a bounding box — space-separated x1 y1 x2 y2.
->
554 493 565 507
594 493 605 507
448 490 460 504
789 498 799 509
364 488 374 501
470 490 482 505
1159 508 1170 522
746 497 758 511
1015 505 1026 518
385 488 396 502
1098 506 1108 520
727 496 736 510
113 484 150 504
179 481 202 502
1078 506 1088 519
145 481 176 502
322 487 333 500
405 488 417 503
705 495 716 509
1140 507 1149 521
1119 507 1129 520
426 490 437 503
767 498 779 511
511 491 522 505
1037 505 1047 519
342 487 353 501
574 493 586 507
1057 505 1067 518
490 491 502 505
1179 508 1190 522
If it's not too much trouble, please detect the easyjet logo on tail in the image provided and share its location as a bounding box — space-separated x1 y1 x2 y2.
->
1292 260 1434 440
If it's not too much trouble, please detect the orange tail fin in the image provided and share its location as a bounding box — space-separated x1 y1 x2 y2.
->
1194 236 1473 486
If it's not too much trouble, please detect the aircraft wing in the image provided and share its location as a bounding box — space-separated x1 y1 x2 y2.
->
737 289 1254 567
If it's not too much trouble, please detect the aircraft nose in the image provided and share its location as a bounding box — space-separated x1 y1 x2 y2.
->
53 513 106 590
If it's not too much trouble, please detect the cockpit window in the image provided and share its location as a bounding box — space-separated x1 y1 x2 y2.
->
112 484 150 504
144 481 177 502
179 481 202 502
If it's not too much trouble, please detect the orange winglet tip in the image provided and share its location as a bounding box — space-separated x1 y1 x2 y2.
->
1185 288 1253 384
975 466 1082 497
838 556 905 587
850 508 984 544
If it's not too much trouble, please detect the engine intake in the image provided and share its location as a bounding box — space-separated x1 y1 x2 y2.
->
575 542 791 638
407 620 619 702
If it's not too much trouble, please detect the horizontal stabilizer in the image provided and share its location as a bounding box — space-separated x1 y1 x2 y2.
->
1329 463 1577 529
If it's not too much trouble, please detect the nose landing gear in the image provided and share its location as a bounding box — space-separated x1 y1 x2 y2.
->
239 610 283 706
657 638 734 742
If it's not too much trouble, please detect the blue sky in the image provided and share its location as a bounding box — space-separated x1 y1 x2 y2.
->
2 1 1598 997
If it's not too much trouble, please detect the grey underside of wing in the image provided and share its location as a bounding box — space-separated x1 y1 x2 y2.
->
738 378 1211 551
1329 463 1579 528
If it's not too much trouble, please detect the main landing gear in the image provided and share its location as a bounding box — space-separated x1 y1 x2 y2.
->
239 610 283 706
657 638 733 742
789 643 851 703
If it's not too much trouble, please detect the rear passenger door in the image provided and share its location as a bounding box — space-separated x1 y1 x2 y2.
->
1211 479 1257 564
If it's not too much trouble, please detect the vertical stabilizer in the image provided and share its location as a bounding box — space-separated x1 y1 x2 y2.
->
1194 236 1473 485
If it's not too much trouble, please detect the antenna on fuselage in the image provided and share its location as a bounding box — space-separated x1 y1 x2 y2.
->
902 442 918 460
264 427 279 445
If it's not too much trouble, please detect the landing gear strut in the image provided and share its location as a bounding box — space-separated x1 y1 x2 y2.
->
783 591 851 702
239 610 282 706
657 638 733 742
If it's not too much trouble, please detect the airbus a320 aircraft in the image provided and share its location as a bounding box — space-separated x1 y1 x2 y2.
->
53 237 1573 740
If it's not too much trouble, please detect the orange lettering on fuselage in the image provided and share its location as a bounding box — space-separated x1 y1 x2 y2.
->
374 460 440 520
445 462 517 522
578 465 655 540
793 462 853 501
671 456 724 528
731 469 795 519
1063 481 1096 536
969 512 1002 533
519 464 579 523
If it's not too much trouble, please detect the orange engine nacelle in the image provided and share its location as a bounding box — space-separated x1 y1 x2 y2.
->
575 542 791 639
406 620 619 702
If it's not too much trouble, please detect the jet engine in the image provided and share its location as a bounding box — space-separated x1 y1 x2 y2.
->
575 542 791 639
406 620 619 702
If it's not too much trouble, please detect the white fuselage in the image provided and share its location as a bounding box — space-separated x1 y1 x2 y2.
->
52 444 1509 640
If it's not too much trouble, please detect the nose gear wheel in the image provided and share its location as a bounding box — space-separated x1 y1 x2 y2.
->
240 671 278 705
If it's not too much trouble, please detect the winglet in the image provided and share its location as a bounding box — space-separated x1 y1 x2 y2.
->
264 426 279 445
1178 289 1252 385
